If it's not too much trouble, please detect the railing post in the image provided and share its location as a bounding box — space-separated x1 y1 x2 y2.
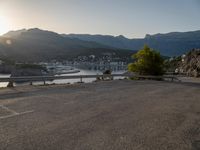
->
102 75 104 81
7 81 14 88
80 76 83 83
30 81 33 85
43 80 46 85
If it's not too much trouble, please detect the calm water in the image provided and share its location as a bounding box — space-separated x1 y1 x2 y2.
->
0 69 125 88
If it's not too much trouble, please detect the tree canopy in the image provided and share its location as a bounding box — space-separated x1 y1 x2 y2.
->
128 45 165 75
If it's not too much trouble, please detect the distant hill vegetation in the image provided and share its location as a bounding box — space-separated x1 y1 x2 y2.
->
1 28 200 63
64 30 200 56
0 28 135 62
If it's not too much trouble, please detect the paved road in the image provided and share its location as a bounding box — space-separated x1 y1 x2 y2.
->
0 80 200 150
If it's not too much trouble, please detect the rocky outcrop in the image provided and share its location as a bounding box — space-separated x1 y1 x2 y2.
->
11 68 43 77
180 49 200 77
0 65 14 74
0 63 46 77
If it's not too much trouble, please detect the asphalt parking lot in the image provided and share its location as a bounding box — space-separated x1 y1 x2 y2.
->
0 80 200 150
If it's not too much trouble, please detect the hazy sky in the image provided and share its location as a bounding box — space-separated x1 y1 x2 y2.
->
0 0 200 38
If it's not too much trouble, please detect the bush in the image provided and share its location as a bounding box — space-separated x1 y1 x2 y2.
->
128 45 165 76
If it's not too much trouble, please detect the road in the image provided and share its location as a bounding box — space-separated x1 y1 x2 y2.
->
0 80 200 150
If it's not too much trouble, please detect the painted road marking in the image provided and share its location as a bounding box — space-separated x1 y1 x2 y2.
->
0 105 34 120
0 110 34 120
0 105 19 115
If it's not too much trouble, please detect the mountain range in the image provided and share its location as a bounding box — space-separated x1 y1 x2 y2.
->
64 30 200 56
1 28 200 63
0 28 134 62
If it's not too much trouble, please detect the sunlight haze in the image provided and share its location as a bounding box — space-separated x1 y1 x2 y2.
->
0 0 200 37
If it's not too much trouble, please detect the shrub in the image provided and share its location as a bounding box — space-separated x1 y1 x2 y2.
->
128 45 165 75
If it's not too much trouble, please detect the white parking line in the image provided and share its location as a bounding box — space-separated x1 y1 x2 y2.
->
0 105 19 115
0 110 34 120
0 104 34 120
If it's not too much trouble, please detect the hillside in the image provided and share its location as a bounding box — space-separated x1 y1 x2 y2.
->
180 49 200 77
166 49 200 77
64 30 200 56
0 28 135 62
2 28 200 62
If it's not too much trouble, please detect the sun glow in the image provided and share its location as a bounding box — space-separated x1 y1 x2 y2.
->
0 15 10 35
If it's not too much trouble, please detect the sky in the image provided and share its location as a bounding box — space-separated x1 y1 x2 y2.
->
0 0 200 38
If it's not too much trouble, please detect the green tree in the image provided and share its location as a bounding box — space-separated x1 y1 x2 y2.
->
128 45 165 75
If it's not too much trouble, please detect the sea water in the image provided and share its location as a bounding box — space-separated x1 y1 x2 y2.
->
0 69 125 88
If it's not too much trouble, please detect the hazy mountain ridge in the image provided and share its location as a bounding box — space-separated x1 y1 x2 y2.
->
64 30 200 56
3 29 27 38
63 34 141 50
0 28 135 62
1 28 200 63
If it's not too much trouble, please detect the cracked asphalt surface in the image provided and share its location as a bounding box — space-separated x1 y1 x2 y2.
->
0 80 200 150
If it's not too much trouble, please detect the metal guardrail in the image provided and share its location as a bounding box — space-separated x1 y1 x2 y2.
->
0 74 180 87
